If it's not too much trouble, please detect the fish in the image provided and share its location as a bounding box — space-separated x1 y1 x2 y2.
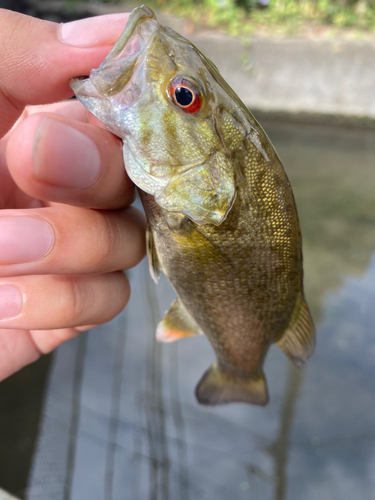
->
70 5 315 406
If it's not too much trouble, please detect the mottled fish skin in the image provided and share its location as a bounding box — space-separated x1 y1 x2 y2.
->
70 5 315 406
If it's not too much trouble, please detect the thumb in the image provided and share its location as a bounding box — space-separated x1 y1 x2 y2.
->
0 9 129 138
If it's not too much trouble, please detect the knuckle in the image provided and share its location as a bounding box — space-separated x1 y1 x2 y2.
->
60 277 86 325
114 271 130 302
94 214 121 268
0 13 36 107
0 81 23 119
53 272 130 328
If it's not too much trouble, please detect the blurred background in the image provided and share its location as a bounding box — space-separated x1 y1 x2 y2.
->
0 1 375 500
3 0 375 35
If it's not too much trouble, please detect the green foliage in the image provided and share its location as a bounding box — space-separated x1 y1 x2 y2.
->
152 0 375 35
63 0 375 34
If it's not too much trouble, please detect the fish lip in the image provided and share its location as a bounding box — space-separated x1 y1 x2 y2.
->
102 5 156 64
69 75 90 94
70 5 157 99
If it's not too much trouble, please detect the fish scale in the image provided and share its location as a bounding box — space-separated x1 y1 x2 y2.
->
71 5 315 406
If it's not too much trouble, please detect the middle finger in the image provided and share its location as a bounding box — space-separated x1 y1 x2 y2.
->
0 205 146 277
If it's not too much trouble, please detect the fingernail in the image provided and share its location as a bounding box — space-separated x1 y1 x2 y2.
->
34 118 101 189
60 13 129 48
0 286 22 320
0 217 53 265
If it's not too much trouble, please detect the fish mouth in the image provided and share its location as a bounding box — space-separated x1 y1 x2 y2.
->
70 5 157 98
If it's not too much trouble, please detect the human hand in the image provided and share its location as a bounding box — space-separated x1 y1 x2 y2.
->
0 10 146 380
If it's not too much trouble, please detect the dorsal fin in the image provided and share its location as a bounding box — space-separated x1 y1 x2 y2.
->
276 293 315 367
156 299 203 343
146 224 160 284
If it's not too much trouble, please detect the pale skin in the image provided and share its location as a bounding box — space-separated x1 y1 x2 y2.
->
0 9 146 381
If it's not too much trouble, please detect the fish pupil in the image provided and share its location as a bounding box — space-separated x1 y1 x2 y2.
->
175 86 193 106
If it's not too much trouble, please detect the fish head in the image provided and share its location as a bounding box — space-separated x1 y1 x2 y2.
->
70 5 238 225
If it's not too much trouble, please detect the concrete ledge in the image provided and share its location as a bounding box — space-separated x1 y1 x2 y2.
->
251 109 375 129
183 31 375 123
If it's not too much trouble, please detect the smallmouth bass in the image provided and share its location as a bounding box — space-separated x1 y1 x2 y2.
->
71 5 315 406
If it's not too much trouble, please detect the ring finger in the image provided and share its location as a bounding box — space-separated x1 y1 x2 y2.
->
0 271 130 330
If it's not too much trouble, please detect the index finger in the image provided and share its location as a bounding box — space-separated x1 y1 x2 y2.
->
0 10 129 137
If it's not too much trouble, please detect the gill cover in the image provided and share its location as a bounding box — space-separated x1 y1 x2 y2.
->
70 5 236 226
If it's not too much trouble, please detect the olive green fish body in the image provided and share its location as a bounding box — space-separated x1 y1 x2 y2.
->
140 120 304 404
71 5 315 406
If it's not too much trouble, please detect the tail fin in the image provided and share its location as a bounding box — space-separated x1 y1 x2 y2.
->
195 364 268 406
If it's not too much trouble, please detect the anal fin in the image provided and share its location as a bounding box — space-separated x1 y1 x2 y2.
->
156 299 203 343
146 224 160 284
195 364 268 406
276 292 315 367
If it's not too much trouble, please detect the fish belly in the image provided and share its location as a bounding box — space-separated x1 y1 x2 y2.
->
140 190 299 376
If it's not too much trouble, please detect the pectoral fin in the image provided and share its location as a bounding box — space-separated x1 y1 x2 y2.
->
276 293 315 367
195 364 268 406
146 225 160 284
156 299 203 343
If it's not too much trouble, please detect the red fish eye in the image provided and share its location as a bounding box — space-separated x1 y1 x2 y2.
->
167 77 202 114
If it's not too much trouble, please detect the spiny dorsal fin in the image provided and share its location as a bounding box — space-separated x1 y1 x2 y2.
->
146 224 160 284
156 299 203 343
276 293 315 367
195 364 268 406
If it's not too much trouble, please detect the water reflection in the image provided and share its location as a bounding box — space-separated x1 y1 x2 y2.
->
24 121 375 500
269 364 303 500
286 254 375 500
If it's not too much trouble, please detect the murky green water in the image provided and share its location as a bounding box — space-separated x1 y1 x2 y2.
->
1 120 375 500
262 120 375 500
